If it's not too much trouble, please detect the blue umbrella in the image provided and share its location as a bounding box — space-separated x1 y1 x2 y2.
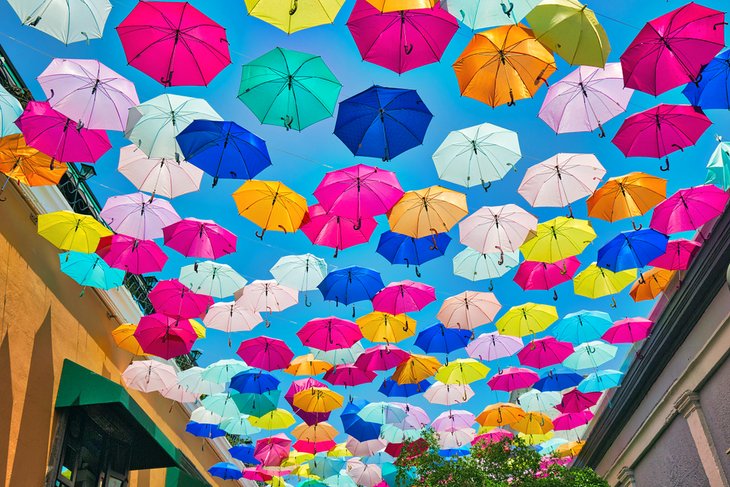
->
414 323 471 355
376 231 451 277
176 120 271 186
229 445 260 464
550 310 613 345
439 448 470 457
229 371 280 394
533 371 584 392
683 50 730 110
597 229 668 272
59 252 125 293
318 266 384 316
185 421 226 438
578 370 623 393
340 398 382 442
334 85 433 161
208 462 243 480
231 390 280 416
378 378 432 398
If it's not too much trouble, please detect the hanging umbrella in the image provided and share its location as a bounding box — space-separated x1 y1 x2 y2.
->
551 310 613 345
587 172 667 224
162 218 236 260
177 367 226 396
285 354 333 376
517 337 574 369
346 437 384 457
324 364 376 387
473 429 514 445
7 0 111 44
392 354 442 384
650 185 730 236
341 399 382 441
112 323 145 355
209 463 243 481
203 392 247 419
100 192 180 240
578 370 623 393
438 291 502 331
38 58 139 131
553 411 593 431
96 234 168 274
122 360 176 393
0 134 67 188
237 336 294 371
602 317 654 344
372 280 435 315
160 382 199 404
534 370 584 392
334 85 433 161
0 82 22 138
459 204 537 256
244 0 344 33
287 378 332 425
453 24 556 107
239 47 341 131
557 389 601 414
519 217 596 263
620 3 725 96
518 390 562 413
59 251 125 291
366 0 435 12
649 239 701 271
629 267 674 305
312 342 365 366
148 279 213 319
415 323 470 355
487 367 539 392
706 137 730 190
229 445 261 464
432 410 475 432
452 248 520 287
574 263 636 306
318 266 384 311
293 422 339 451
37 210 111 253
355 344 409 371
597 229 669 272
376 231 451 276
255 434 293 466
236 280 299 322
424 382 474 406
495 303 558 337
297 317 363 351
270 254 328 306
388 186 468 238
475 403 525 427
563 341 617 370
538 63 633 136
179 261 247 298
300 204 378 257
134 313 198 360
232 180 308 239
117 144 203 199
518 154 605 215
526 0 609 68
347 459 381 487
230 371 280 395
357 312 415 344
347 0 457 74
442 0 537 30
511 412 553 435
513 257 580 300
249 409 297 430
432 122 521 190
683 50 730 110
357 401 408 424
293 388 344 413
379 378 431 398
466 332 523 361
435 358 489 385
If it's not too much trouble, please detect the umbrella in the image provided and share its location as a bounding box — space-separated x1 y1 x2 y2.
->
513 257 580 299
230 445 261 464
630 268 675 302
346 436 386 456
177 367 226 396
244 0 344 33
453 24 556 107
163 218 236 260
435 358 489 385
466 332 523 361
424 382 474 406
577 370 623 393
357 312 415 344
125 94 222 160
203 393 246 419
100 192 180 240
236 280 299 319
459 204 537 255
37 210 111 253
518 390 562 412
438 291 502 331
442 0 537 31
112 323 145 355
59 252 124 291
255 434 293 466
250 409 297 430
511 412 553 435
649 239 701 270
334 85 433 161
357 401 407 424
117 144 203 199
534 371 584 392
372 280 435 315
706 137 730 190
0 134 67 188
563 341 617 370
287 378 332 425
347 0 458 74
300 204 378 257
650 185 730 236
473 429 514 445
285 354 333 376
487 367 539 392
134 313 198 360
587 172 667 224
38 58 139 131
233 391 280 416
597 229 669 272
96 234 168 275
475 403 525 427
160 382 199 403
415 323 470 355
177 120 271 186
551 310 613 345
16 101 111 164
526 0 609 68
313 343 365 365
683 50 730 110
7 0 111 44
293 388 344 413
518 154 605 215
232 180 308 239
293 422 339 452
297 317 363 351
602 317 654 344
341 399 382 441
433 410 475 432
517 337 574 369
432 122 521 190
0 85 22 138
376 231 451 276
318 266 384 310
553 411 593 431
519 217 596 263
237 336 294 371
270 254 328 305
538 63 633 136
122 360 176 393
612 104 712 171
347 459 381 487
392 354 442 384
573 263 636 306
324 364 376 387
209 463 243 481
117 1 230 86
452 248 519 286
494 303 558 337
230 371 280 394
557 389 601 414
366 0 435 12
355 344 409 371
179 261 247 298
555 440 585 458
379 378 431 398
238 47 341 131
620 3 725 96
388 186 468 238
148 279 213 319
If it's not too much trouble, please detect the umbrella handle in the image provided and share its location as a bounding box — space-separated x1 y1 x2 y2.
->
610 297 617 308
402 319 409 332
333 248 339 258
353 218 362 231
566 204 574 218
632 221 643 231
304 294 312 307
255 229 266 239
289 0 298 15
488 280 494 292
597 124 606 138
507 92 516 107
638 273 646 284
404 43 414 55
481 180 492 192
659 158 670 172
496 248 504 266
352 305 356 318
713 21 728 30
415 266 422 278
552 289 558 301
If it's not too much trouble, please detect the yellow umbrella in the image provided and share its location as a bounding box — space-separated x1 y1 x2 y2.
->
475 403 526 427
232 180 308 239
574 263 636 308
518 431 554 446
189 319 206 339
290 463 318 478
520 217 596 263
285 354 333 376
495 303 558 337
511 412 554 435
435 358 489 385
292 421 339 442
555 440 585 458
630 268 675 302
0 134 68 187
112 323 146 356
365 0 436 12
244 0 344 34
37 210 112 253
327 443 352 457
249 408 297 430
281 451 314 467
292 387 344 413
387 186 468 238
391 354 442 384
357 311 416 344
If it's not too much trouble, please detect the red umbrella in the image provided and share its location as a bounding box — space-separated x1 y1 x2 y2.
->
648 238 701 270
513 257 580 300
487 367 539 392
556 389 601 414
148 279 213 319
324 364 376 387
254 433 291 466
237 336 294 371
116 1 231 87
517 337 574 369
297 317 363 351
163 217 237 260
96 234 168 275
354 345 410 371
134 313 197 359
285 378 331 425
300 204 378 257
371 280 436 315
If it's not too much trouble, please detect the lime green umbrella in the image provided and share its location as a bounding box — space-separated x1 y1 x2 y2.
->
526 0 610 68
238 47 342 131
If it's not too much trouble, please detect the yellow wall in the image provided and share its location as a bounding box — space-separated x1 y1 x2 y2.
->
0 183 228 486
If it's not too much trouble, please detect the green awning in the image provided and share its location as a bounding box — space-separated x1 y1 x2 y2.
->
166 467 210 487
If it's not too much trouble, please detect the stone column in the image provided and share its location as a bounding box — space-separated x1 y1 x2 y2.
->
617 467 636 487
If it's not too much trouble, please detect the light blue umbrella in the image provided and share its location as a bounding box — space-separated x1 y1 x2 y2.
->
577 370 623 393
201 359 250 384
0 84 22 137
563 341 617 370
550 310 613 345
323 474 357 487
220 413 262 436
358 402 408 425
380 423 421 443
382 462 416 487
442 0 538 30
539 438 569 455
201 393 242 419
270 253 328 307
517 390 562 412
59 251 125 292
179 261 247 298
311 342 365 365
706 137 730 191
453 247 520 289
308 455 346 478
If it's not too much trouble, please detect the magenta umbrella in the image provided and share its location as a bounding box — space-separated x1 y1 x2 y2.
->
620 3 725 96
556 390 601 414
163 217 237 260
650 185 730 237
355 345 410 371
96 234 168 274
347 0 458 75
116 1 231 87
148 279 213 319
100 192 181 240
553 411 593 431
466 332 523 361
517 337 574 369
601 317 653 344
134 313 197 359
372 280 436 315
472 428 513 445
648 238 701 270
612 104 712 171
323 364 376 387
300 204 377 257
237 336 294 371
254 434 292 466
285 378 331 425
297 317 363 351
513 257 580 300
487 367 539 392
15 101 111 165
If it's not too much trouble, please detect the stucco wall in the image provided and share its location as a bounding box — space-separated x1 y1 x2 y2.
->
699 356 730 478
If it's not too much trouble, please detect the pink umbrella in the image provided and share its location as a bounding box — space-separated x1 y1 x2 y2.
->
254 434 292 466
487 367 539 392
346 437 386 456
324 364 376 387
517 337 574 369
602 317 653 344
437 291 502 331
346 0 458 75
297 317 363 351
466 332 523 361
134 313 197 360
163 218 237 260
472 428 513 445
432 410 475 432
15 101 111 164
237 336 294 371
116 1 231 87
620 3 725 96
294 439 336 454
648 238 701 270
513 257 580 300
556 389 601 414
148 279 213 319
100 192 181 240
300 204 378 257
96 233 168 274
372 280 436 315
650 185 730 237
612 104 712 171
285 378 331 425
354 345 410 371
458 204 538 255
553 411 594 431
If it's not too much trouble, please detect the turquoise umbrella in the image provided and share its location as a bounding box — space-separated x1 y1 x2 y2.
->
0 84 22 137
453 247 520 290
382 462 416 487
201 393 242 419
220 413 262 436
232 390 280 416
706 137 730 190
562 341 617 370
179 261 247 299
59 252 125 292
380 423 421 443
308 456 346 478
238 47 342 131
577 370 623 392
324 475 357 487
442 0 538 30
311 342 365 365
550 310 613 345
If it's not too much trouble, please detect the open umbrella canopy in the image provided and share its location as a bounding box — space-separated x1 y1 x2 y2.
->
376 231 452 275
38 210 112 253
59 251 125 291
285 354 333 376
630 268 676 302
237 336 294 371
577 370 623 393
233 180 308 239
100 192 181 240
372 280 436 315
602 317 654 344
392 354 442 384
487 367 539 392
148 279 213 319
587 172 667 223
0 85 22 137
495 302 558 337
438 291 502 331
117 144 203 199
122 360 177 393
357 311 415 344
96 233 168 275
596 229 669 272
683 50 730 110
452 248 520 283
573 263 636 303
163 218 237 260
179 261 247 298
650 185 730 235
245 0 344 33
355 344 410 371
520 217 596 263
466 332 523 361
0 134 67 186
415 323 471 355
424 381 474 406
388 186 468 238
442 0 537 30
134 313 198 360
300 204 378 257
435 358 489 385
7 0 111 44
648 238 701 271
563 341 617 370
550 310 613 345
517 337 574 369
475 403 525 427
513 257 580 295
297 317 363 351
318 266 384 307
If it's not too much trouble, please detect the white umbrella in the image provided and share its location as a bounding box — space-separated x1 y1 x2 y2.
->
437 291 502 331
201 359 250 384
270 253 327 307
345 437 386 457
177 366 226 395
118 144 203 199
122 360 176 393
458 204 537 254
423 381 474 406
179 261 247 299
347 459 382 487
7 0 111 44
518 390 562 412
437 428 475 449
190 406 222 425
453 247 520 288
204 301 263 334
159 383 199 403
235 279 299 314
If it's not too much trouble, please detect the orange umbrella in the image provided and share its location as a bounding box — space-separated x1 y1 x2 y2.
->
587 172 667 224
453 24 556 108
387 186 468 238
391 354 441 384
0 134 67 187
112 323 146 356
629 268 675 302
511 411 553 435
475 402 526 427
285 354 333 376
555 440 585 458
292 421 339 442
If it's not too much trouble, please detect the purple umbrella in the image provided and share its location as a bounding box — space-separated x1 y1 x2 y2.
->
100 192 181 240
466 332 523 361
163 217 237 260
96 233 168 274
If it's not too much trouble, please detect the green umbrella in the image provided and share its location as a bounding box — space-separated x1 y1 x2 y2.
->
238 47 342 131
706 137 730 190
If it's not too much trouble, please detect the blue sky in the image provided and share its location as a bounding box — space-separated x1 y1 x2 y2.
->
1 0 728 450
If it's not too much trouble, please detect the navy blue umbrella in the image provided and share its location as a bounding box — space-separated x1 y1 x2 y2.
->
597 229 669 272
378 378 432 398
318 266 384 316
185 421 226 438
340 398 382 441
533 371 584 392
376 231 451 277
177 120 271 186
414 323 471 355
683 50 730 110
229 371 280 394
334 85 433 161
229 445 260 464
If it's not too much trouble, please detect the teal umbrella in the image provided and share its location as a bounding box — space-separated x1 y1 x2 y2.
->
324 475 357 487
219 413 262 436
232 390 280 416
311 342 365 365
238 47 342 131
562 341 617 370
0 84 22 137
382 462 416 487
442 0 538 30
59 251 125 292
706 137 730 190
577 370 623 392
308 456 346 478
201 393 242 419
